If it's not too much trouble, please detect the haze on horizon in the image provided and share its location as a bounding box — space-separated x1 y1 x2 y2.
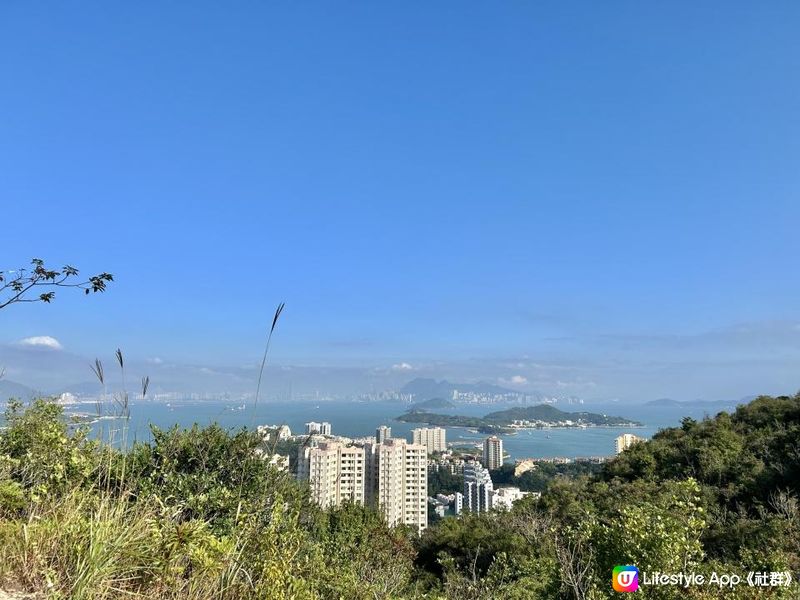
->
2 3 799 403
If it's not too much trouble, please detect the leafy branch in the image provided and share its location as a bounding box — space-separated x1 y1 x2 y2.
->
0 258 113 310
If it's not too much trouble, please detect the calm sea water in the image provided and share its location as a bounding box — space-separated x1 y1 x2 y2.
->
63 399 739 461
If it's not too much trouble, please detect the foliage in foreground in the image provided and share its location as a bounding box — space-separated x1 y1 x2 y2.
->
0 395 798 599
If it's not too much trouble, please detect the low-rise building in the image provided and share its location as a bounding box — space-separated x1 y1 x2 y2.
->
257 424 293 442
513 459 536 477
491 486 532 511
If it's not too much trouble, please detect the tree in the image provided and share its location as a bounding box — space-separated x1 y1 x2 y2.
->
0 258 113 309
0 399 95 498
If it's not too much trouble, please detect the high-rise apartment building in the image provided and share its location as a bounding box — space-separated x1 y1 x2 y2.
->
614 433 643 455
296 441 364 508
453 492 464 515
375 425 392 443
463 461 494 513
412 427 446 453
365 438 428 534
482 436 503 470
305 421 332 436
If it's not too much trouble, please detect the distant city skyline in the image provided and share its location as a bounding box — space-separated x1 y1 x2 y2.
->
2 3 799 402
0 335 795 404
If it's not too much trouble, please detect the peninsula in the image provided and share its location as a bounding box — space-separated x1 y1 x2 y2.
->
396 404 642 433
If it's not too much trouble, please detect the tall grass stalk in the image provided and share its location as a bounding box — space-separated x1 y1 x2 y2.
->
250 302 285 428
89 350 147 496
236 302 284 522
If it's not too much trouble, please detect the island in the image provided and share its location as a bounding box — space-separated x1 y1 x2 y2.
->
396 404 642 433
410 397 456 411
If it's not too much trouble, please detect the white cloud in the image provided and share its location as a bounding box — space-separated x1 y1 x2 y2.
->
391 362 414 371
146 357 164 365
18 336 63 350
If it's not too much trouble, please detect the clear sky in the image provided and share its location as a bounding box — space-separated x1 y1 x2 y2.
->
1 3 799 401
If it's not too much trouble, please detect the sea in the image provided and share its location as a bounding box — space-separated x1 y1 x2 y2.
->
57 398 740 461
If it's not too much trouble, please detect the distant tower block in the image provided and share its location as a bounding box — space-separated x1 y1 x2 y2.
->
376 425 391 443
412 427 446 453
614 433 643 455
305 421 332 436
482 436 503 470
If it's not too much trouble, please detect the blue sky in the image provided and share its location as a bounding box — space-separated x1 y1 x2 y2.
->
1 3 799 400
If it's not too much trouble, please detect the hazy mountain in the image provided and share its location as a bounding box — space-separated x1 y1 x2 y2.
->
0 379 40 402
644 398 683 407
644 397 746 408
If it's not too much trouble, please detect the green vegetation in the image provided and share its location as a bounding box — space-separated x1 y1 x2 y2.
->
428 469 464 497
0 393 798 598
397 404 640 432
0 258 113 310
0 399 415 599
491 461 603 493
483 405 642 426
411 397 456 410
428 462 602 499
397 409 514 433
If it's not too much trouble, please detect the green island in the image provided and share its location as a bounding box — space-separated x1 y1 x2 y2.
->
396 403 642 433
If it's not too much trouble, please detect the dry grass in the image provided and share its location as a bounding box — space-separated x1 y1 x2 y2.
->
0 489 255 600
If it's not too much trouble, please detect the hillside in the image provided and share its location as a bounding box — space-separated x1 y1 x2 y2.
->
0 380 39 403
483 404 641 426
397 403 640 429
395 409 494 431
411 397 455 410
601 393 800 510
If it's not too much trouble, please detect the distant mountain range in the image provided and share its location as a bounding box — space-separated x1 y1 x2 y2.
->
0 378 105 403
401 378 517 400
0 379 41 402
644 396 753 408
